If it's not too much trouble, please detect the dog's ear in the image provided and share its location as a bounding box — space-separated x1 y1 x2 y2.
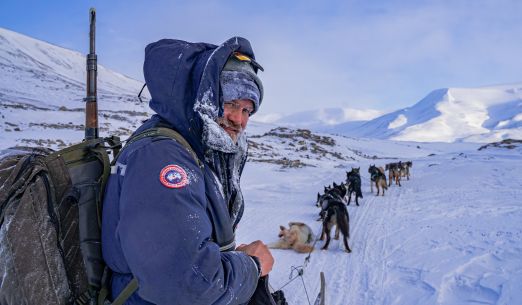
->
317 192 320 199
280 225 286 231
333 182 337 187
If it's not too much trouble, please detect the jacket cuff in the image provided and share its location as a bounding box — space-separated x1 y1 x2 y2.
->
248 255 262 279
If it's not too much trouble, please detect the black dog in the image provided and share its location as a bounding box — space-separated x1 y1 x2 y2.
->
320 199 351 253
316 182 347 207
316 183 347 220
346 168 363 206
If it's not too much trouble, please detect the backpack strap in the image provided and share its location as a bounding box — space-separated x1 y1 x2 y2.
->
110 277 138 305
114 127 203 169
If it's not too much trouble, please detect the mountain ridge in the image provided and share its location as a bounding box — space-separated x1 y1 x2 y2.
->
285 85 522 143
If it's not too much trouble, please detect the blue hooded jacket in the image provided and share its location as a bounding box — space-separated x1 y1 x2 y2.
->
101 37 262 305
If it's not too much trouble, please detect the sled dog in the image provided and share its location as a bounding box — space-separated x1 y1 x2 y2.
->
320 199 351 253
269 222 315 253
346 167 363 206
400 161 412 180
368 164 388 196
385 162 402 187
316 182 348 207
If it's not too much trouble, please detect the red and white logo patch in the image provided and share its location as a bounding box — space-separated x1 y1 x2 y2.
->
159 164 189 189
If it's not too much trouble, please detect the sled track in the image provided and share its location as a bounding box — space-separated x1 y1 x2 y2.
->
331 185 405 305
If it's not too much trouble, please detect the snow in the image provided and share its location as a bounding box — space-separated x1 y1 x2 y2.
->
237 138 522 305
388 114 407 129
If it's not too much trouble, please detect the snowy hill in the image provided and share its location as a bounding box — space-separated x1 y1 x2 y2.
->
331 84 522 143
0 27 151 148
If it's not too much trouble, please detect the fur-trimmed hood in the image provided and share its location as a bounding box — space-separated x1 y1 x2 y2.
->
143 37 260 159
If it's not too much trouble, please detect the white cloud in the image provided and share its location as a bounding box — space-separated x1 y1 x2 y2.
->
342 108 383 122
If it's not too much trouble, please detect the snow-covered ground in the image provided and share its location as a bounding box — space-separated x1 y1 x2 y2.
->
238 136 522 305
3 121 520 304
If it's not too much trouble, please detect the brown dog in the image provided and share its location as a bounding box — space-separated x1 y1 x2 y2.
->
269 222 315 253
385 162 402 187
368 164 388 196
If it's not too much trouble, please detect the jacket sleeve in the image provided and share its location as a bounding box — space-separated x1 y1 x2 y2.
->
117 139 258 305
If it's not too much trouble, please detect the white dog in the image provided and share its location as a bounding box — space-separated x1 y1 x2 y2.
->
268 222 314 253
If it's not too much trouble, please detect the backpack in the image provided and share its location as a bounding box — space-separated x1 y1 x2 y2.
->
0 128 196 305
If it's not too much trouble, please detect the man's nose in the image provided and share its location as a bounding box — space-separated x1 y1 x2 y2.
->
227 108 243 125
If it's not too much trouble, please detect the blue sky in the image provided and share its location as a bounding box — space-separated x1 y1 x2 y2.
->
1 0 521 116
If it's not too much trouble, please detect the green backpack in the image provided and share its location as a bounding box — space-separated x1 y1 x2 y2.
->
0 128 197 305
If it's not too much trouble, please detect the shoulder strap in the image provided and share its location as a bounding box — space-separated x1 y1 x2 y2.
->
115 127 203 169
110 278 139 305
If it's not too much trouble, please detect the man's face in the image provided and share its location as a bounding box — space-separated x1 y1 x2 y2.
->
218 99 254 143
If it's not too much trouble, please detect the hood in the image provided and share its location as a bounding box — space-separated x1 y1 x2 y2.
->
143 37 260 158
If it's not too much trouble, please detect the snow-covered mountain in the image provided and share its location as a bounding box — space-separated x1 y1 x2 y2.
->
256 84 522 143
330 84 522 143
0 27 151 148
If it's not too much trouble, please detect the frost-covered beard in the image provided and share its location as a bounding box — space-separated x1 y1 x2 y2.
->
194 88 239 154
201 115 241 154
217 117 243 144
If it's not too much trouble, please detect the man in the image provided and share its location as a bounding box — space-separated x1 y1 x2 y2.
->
101 37 275 304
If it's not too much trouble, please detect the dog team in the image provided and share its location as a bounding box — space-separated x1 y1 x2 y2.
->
269 161 413 254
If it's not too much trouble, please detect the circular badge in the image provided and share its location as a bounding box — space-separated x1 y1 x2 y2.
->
159 164 189 189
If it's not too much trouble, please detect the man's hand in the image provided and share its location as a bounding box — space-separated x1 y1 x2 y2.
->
236 240 274 276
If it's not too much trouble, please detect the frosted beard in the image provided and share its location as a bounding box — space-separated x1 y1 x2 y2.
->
201 115 245 154
217 116 244 143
